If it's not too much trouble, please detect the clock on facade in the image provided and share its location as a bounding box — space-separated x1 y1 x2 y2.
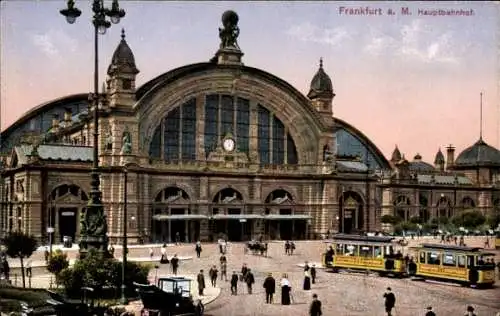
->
223 137 236 152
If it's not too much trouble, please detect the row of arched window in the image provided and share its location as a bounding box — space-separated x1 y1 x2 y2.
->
149 95 298 165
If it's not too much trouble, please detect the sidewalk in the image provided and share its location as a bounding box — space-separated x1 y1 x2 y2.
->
8 255 193 269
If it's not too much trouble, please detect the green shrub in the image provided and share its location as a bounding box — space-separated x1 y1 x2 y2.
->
57 249 150 298
381 215 401 225
451 210 486 228
46 249 69 283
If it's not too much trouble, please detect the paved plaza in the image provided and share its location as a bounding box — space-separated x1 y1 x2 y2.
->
6 237 500 315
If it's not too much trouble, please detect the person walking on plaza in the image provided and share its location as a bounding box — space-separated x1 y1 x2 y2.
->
245 268 255 294
464 305 477 316
209 265 218 287
149 247 154 259
160 244 168 264
25 259 32 278
170 254 179 275
197 270 205 296
310 264 317 284
285 241 290 255
241 263 248 282
303 268 311 290
309 293 322 316
195 241 202 258
280 274 291 305
383 287 396 316
2 258 9 281
263 273 276 304
425 306 436 316
230 271 239 295
221 261 227 282
290 241 296 255
175 232 180 245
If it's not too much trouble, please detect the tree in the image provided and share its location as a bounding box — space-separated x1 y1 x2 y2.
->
485 213 500 229
46 249 69 284
451 210 486 228
2 231 38 288
381 215 401 225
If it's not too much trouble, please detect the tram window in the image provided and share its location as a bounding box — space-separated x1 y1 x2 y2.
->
335 244 343 255
360 246 373 257
427 252 441 265
419 251 426 263
467 255 475 267
443 253 456 267
374 246 382 258
457 255 466 268
344 244 357 256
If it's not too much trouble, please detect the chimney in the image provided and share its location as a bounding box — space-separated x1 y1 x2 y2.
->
52 114 60 129
64 108 72 122
446 144 455 169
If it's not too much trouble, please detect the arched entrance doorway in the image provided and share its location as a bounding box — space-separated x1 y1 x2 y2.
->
264 189 306 240
210 188 250 241
339 191 364 234
48 184 88 243
151 187 201 243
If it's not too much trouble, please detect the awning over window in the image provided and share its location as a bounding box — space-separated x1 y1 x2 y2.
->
264 214 312 220
153 214 208 221
211 214 263 220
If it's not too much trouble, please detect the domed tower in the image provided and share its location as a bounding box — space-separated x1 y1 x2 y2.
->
307 58 335 121
434 148 445 171
106 29 140 108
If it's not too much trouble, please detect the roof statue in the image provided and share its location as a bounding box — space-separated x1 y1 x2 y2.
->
219 10 240 49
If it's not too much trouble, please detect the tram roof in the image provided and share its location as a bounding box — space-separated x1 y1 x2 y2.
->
327 234 395 243
416 243 484 252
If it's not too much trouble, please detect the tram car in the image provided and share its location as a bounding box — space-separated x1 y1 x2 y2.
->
410 244 496 288
321 234 407 277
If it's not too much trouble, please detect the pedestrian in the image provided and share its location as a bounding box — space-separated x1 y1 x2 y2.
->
175 232 180 245
170 254 179 275
230 271 238 295
383 287 396 316
285 241 290 255
304 261 310 271
309 293 322 316
221 262 227 281
245 268 255 294
303 269 311 290
209 265 218 287
280 274 291 305
464 305 477 316
263 273 275 304
44 248 49 262
195 241 202 258
161 243 167 257
311 264 317 284
26 259 32 278
290 241 295 255
2 259 9 281
149 247 154 259
240 263 248 282
197 270 205 296
425 306 436 316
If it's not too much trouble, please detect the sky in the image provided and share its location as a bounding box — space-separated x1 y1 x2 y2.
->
1 1 499 162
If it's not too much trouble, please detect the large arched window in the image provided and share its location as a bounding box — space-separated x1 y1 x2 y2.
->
461 197 476 210
394 195 411 221
437 196 452 218
149 98 197 161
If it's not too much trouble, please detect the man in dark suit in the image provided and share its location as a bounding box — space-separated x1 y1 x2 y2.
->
383 287 396 316
309 293 322 316
263 273 276 304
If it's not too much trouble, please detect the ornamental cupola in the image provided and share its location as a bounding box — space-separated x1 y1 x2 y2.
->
434 148 445 171
106 29 139 108
307 58 335 118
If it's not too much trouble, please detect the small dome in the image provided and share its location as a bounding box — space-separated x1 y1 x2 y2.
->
434 149 445 165
413 153 422 161
107 29 139 75
307 58 334 99
454 138 500 168
391 145 402 162
409 161 435 172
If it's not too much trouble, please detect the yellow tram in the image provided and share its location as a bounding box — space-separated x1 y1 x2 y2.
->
322 234 407 277
410 244 496 288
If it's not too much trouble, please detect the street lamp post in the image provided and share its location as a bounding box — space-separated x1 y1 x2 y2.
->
60 0 125 257
47 200 55 258
121 166 128 304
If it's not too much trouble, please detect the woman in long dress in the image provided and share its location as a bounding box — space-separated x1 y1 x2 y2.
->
281 274 291 305
303 269 311 290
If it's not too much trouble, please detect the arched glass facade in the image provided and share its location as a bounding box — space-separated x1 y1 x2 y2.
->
149 94 298 165
335 128 384 170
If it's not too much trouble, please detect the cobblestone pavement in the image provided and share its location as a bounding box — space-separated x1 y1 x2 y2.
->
8 237 500 316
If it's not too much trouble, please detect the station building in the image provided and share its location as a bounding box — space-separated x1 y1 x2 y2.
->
0 12 499 244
